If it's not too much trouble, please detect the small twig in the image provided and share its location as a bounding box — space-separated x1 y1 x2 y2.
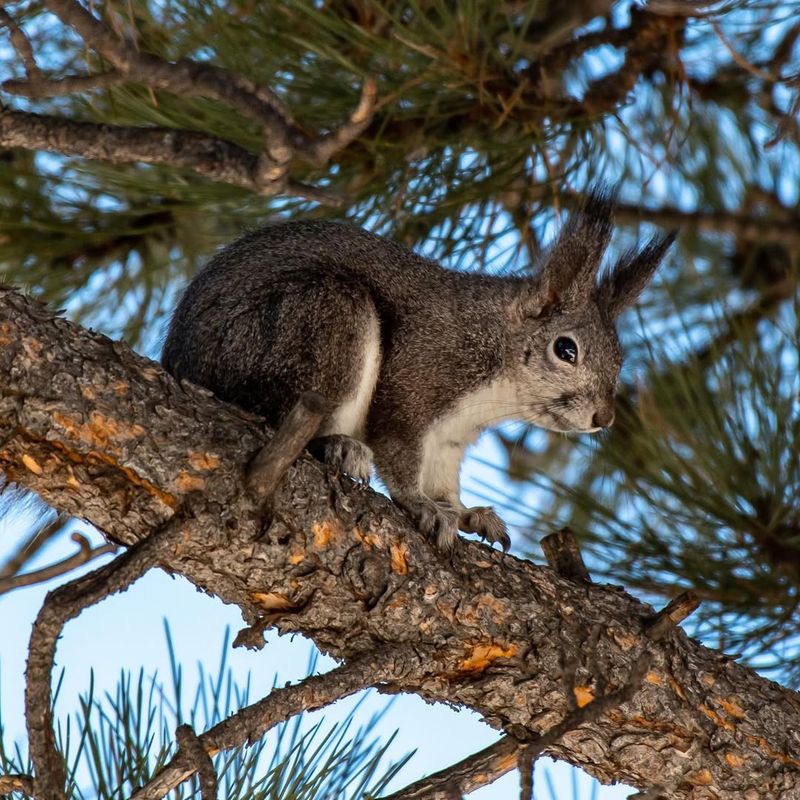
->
0 773 36 796
246 391 330 505
378 737 518 800
0 532 117 595
130 648 412 800
540 528 592 583
710 19 779 84
0 513 70 579
0 7 42 82
26 517 184 800
304 77 378 166
645 590 701 641
175 725 217 800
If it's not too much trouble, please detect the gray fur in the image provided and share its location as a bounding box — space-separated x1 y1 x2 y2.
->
162 193 674 552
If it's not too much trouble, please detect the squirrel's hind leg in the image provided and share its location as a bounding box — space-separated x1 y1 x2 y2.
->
309 282 381 485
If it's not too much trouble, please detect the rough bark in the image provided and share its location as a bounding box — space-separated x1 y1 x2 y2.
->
1 286 799 798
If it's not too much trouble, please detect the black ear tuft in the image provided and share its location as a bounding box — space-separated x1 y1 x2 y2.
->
536 185 617 310
598 229 677 318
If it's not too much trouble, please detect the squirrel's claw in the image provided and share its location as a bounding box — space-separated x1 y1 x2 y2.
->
459 506 510 552
319 435 373 485
400 496 459 554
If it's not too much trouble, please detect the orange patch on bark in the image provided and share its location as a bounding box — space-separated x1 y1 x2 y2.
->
687 769 713 786
0 320 15 346
312 520 342 548
250 591 295 611
718 698 746 720
390 541 409 574
573 685 595 708
667 675 687 700
724 752 744 768
457 642 518 674
353 526 381 549
475 593 510 620
174 471 206 492
21 453 43 475
645 670 664 686
53 410 145 452
188 451 221 471
698 704 735 732
112 381 130 396
608 627 638 651
47 438 178 510
22 336 43 357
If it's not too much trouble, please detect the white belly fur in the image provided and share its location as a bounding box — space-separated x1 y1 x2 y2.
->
324 312 381 439
419 377 521 502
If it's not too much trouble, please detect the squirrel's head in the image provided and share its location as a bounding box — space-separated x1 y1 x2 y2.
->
506 189 676 433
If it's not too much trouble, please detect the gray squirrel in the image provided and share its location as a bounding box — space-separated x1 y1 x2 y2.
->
162 191 675 552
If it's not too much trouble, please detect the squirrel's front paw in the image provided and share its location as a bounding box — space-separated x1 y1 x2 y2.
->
459 506 510 552
400 497 459 554
314 435 373 484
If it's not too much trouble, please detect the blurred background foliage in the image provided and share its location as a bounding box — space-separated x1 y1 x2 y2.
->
0 0 799 776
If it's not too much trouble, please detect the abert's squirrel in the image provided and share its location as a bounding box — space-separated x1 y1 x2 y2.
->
162 191 675 552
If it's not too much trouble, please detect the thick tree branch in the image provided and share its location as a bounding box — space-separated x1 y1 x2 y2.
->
1 286 800 797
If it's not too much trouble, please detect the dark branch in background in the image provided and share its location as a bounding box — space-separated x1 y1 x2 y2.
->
0 6 41 83
3 71 124 98
0 531 117 595
0 107 337 202
26 517 185 800
0 0 376 202
0 2 682 201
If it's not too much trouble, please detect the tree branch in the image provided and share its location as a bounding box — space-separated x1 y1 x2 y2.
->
2 71 124 98
0 531 117 595
2 286 800 797
0 512 69 579
25 517 185 800
0 106 334 202
379 737 519 800
130 648 422 800
0 773 36 797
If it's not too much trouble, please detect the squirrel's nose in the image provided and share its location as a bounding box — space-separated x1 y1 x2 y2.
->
592 408 615 429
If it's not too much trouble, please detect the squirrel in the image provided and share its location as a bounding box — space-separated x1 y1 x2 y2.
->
162 190 675 552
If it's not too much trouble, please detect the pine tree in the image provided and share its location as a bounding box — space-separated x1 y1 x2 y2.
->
0 1 798 798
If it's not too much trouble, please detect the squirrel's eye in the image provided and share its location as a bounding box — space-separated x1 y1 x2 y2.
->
554 336 578 364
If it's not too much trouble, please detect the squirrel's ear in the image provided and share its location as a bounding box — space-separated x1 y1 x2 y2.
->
598 230 677 318
536 187 616 311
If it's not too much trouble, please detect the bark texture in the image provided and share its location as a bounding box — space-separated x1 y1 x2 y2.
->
1 286 800 798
